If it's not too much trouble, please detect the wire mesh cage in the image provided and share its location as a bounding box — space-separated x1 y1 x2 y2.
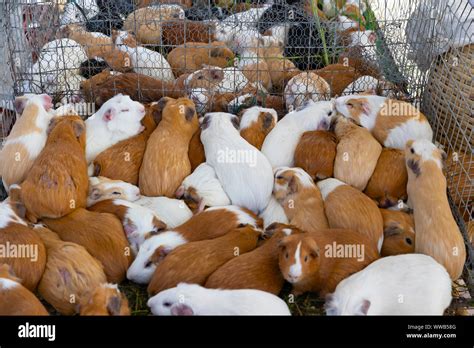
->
0 0 473 311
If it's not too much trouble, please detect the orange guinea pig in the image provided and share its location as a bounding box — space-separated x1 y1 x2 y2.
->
79 283 131 316
380 209 415 256
239 106 278 150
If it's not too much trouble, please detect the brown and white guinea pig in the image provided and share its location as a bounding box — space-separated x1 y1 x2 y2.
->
147 225 261 296
228 92 287 119
333 116 382 191
364 148 407 208
35 225 107 315
237 37 273 91
161 21 216 47
91 102 159 185
380 209 415 257
87 176 141 207
273 167 329 232
139 97 199 197
167 41 234 77
335 95 433 150
127 205 262 284
317 178 384 253
294 130 337 181
0 264 48 315
239 106 278 150
278 228 379 296
41 208 133 283
263 44 300 93
79 283 130 316
185 66 253 94
188 128 206 171
405 139 466 280
284 72 331 110
0 201 46 291
0 94 53 192
205 223 304 295
313 63 361 97
18 115 88 223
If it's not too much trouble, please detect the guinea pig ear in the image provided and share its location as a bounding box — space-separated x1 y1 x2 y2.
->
357 299 371 315
359 100 371 115
406 158 421 177
196 198 206 214
14 96 28 114
231 115 240 130
90 188 101 200
152 217 167 233
175 186 185 198
106 296 122 316
46 117 60 135
200 115 211 130
170 303 194 316
210 47 223 58
288 176 298 194
384 223 403 237
123 219 137 236
184 106 196 121
210 69 224 81
103 107 116 122
72 120 85 138
150 246 170 264
261 112 274 130
93 163 101 177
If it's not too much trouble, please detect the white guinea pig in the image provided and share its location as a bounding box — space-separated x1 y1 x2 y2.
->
148 283 291 315
87 176 141 207
85 94 146 162
134 196 193 228
325 254 452 315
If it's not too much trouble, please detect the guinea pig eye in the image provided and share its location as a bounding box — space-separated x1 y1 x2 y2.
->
145 260 153 268
304 255 308 262
121 108 130 112
346 102 353 108
163 302 172 307
112 191 121 196
276 175 284 180
197 75 204 80
285 252 289 259
410 148 415 154
405 238 413 245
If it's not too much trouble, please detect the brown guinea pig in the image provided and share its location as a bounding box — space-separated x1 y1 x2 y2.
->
147 225 261 296
278 228 379 296
294 130 337 181
35 225 107 315
205 223 304 294
79 283 131 316
161 21 215 47
380 209 415 256
364 148 408 208
188 128 206 171
239 106 278 150
313 64 361 97
0 263 48 315
42 208 133 283
19 115 88 223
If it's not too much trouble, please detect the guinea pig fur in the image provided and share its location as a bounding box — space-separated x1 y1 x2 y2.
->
279 228 379 296
148 282 291 315
239 106 278 150
176 163 231 213
147 225 261 296
263 44 300 94
380 209 415 257
318 178 384 252
313 64 361 97
188 128 206 171
91 102 158 184
127 205 261 284
261 100 335 168
206 223 303 294
333 116 382 191
35 225 107 315
364 148 407 208
139 97 199 197
284 72 331 110
161 21 216 47
335 95 433 149
134 196 193 228
200 112 273 214
325 254 452 315
0 201 46 291
87 176 141 207
237 38 273 91
41 208 133 283
405 139 466 280
79 283 130 316
273 167 329 232
0 94 54 192
259 195 289 229
19 115 88 223
88 199 167 254
294 130 337 181
0 264 48 315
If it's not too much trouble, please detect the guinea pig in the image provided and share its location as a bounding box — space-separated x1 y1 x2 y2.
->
0 94 53 192
186 66 253 94
18 115 88 223
35 225 107 315
188 128 206 171
88 199 167 254
127 205 261 284
364 148 407 208
273 167 329 232
239 106 278 150
148 282 291 315
333 116 382 191
42 208 133 283
167 41 234 77
335 95 433 149
176 163 231 213
139 97 199 197
279 228 379 296
341 75 399 98
237 38 273 91
284 72 331 110
134 196 193 228
313 63 361 97
79 58 111 79
318 178 384 252
0 264 48 315
161 21 216 47
200 112 273 214
147 225 261 296
380 209 415 257
91 102 158 184
405 139 466 280
85 94 146 163
294 130 337 181
87 176 140 207
206 223 303 294
325 254 452 315
259 195 289 229
261 100 335 168
79 283 131 316
263 44 300 93
80 69 116 102
227 92 287 118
